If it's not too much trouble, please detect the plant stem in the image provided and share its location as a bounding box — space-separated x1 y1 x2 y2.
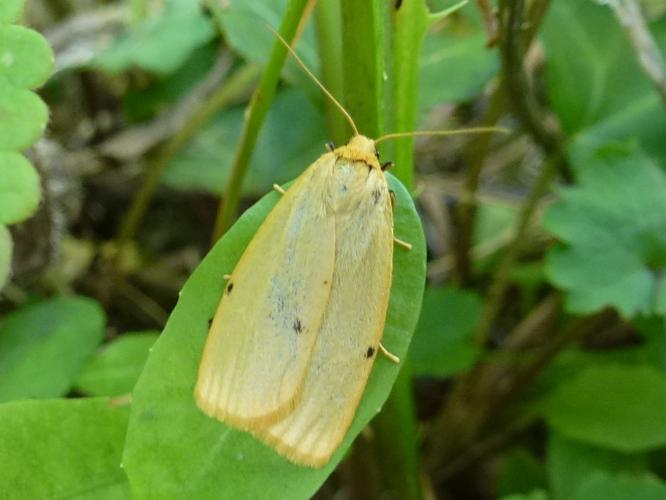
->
473 152 559 346
314 0 346 145
339 2 421 498
212 0 312 241
116 63 260 255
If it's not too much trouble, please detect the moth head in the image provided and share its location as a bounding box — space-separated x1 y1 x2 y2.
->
344 135 382 170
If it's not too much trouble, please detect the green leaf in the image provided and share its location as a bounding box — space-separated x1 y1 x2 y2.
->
95 0 215 75
539 365 666 453
547 432 648 500
0 75 48 150
162 88 326 196
122 174 426 498
0 297 106 402
572 471 666 500
0 398 130 499
500 491 548 500
0 151 40 224
75 332 160 397
498 448 548 498
419 16 498 113
0 0 22 23
541 0 666 164
0 225 11 289
410 286 482 378
0 24 53 88
544 145 666 317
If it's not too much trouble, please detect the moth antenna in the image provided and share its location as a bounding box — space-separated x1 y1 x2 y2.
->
375 126 510 144
268 25 359 137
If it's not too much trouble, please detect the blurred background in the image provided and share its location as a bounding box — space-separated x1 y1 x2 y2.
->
1 0 666 498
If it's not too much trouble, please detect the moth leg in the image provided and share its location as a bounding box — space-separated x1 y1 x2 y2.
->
273 184 287 195
379 342 400 364
389 190 396 210
393 237 412 250
381 161 394 171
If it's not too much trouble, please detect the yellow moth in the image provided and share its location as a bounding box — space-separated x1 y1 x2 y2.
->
195 31 503 468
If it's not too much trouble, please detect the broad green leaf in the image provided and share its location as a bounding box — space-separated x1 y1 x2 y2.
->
544 145 666 317
76 332 160 397
95 0 215 75
497 448 548 498
123 174 426 498
0 225 11 289
539 365 666 453
162 88 326 196
0 25 53 88
0 151 40 224
572 471 666 500
0 398 130 499
547 432 648 500
541 0 666 164
0 75 48 150
410 286 482 378
0 0 22 23
0 297 106 402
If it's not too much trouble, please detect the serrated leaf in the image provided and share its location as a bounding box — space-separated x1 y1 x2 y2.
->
162 88 326 196
547 432 648 500
0 297 106 402
75 332 160 397
544 146 666 317
0 25 53 88
541 0 666 164
0 225 11 289
410 286 482 378
0 0 22 23
0 151 40 224
0 75 48 150
122 174 426 498
95 0 215 75
0 398 130 499
572 471 666 500
539 365 666 453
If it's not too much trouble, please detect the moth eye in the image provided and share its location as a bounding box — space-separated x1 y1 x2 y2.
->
325 141 335 152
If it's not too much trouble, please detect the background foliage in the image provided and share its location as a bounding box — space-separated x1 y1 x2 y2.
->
1 0 666 499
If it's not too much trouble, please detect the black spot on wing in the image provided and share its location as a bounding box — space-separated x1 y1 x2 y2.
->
293 318 304 334
365 346 376 359
226 282 234 293
372 189 382 205
207 318 213 328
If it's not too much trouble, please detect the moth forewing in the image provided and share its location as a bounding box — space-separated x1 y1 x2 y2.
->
195 154 338 427
257 152 394 467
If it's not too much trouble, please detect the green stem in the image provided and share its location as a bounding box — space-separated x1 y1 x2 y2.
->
339 2 421 498
314 0 346 145
116 63 260 254
473 153 559 345
212 0 311 241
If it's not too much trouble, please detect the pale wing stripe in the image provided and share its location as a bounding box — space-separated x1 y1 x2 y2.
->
195 156 336 425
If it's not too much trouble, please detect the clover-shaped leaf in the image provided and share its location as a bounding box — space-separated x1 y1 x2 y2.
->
0 25 53 88
544 145 666 317
0 76 48 151
0 151 40 225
